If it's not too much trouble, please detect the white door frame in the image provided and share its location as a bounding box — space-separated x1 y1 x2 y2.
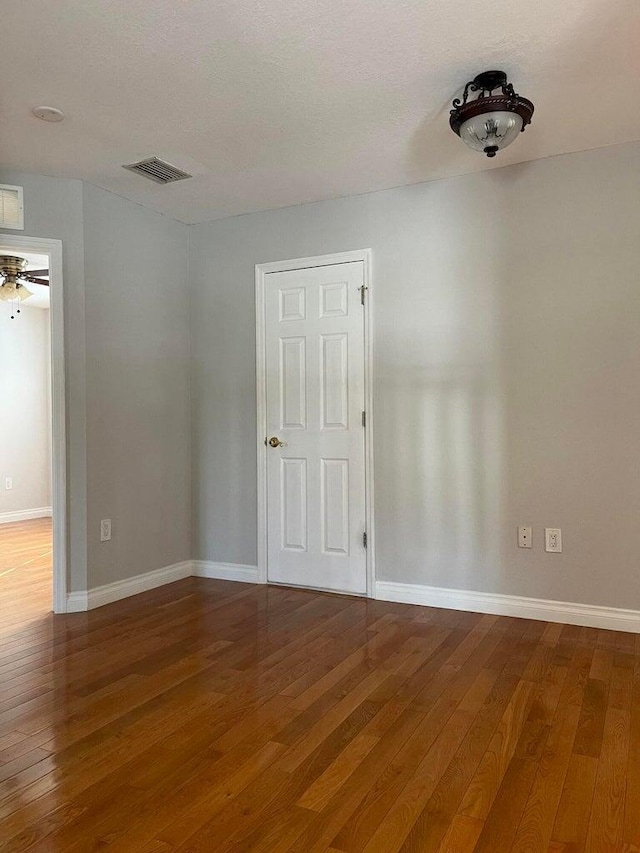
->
0 235 67 613
255 249 375 596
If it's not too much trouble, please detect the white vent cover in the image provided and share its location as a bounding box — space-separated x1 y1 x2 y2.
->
0 185 24 230
122 157 192 185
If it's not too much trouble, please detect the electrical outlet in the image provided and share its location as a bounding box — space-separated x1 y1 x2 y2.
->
5 477 12 490
518 526 532 549
545 528 562 553
100 518 112 542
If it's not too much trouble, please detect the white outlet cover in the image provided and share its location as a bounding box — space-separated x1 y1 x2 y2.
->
5 477 12 490
518 526 532 548
545 528 562 553
100 518 112 542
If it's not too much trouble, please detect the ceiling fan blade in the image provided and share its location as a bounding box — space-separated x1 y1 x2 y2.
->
22 275 49 286
26 269 49 276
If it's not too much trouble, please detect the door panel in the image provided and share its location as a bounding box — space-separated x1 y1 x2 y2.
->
280 337 306 429
321 333 349 429
281 458 307 551
321 458 350 555
265 261 366 594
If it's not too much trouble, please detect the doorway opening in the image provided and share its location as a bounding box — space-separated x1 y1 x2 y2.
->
0 236 66 618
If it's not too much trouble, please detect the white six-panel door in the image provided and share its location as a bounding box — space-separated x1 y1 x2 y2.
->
265 261 367 594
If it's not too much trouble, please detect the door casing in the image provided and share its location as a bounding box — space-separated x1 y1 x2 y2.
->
255 249 375 596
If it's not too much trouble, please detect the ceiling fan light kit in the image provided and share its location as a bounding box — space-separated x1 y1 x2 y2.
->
449 70 534 157
0 255 45 319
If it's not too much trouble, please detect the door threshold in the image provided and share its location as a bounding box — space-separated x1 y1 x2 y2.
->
267 580 367 599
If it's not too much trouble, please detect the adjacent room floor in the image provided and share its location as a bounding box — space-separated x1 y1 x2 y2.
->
0 545 638 851
0 518 52 627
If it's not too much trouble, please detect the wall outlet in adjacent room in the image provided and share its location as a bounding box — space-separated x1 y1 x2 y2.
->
5 477 12 490
518 526 532 548
545 528 562 553
100 518 112 542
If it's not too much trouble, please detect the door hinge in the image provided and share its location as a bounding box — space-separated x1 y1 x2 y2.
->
363 531 368 549
361 410 366 428
360 285 368 305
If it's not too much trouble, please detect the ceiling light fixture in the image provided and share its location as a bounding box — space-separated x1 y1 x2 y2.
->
449 70 534 158
0 255 50 319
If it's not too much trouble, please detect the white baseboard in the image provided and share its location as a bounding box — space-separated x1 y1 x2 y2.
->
375 580 640 634
66 590 89 612
192 560 259 584
63 558 640 633
66 560 258 613
66 560 193 612
0 506 52 525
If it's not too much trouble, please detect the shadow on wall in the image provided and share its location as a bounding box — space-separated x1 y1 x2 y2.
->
376 187 506 594
379 138 640 606
383 364 505 590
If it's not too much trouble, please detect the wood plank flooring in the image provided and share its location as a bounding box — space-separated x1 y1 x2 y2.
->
1 519 639 851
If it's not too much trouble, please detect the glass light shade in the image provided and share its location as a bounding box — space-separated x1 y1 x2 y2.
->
0 285 15 302
0 281 32 302
459 110 523 157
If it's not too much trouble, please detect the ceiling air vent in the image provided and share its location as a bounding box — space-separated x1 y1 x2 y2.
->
122 157 192 185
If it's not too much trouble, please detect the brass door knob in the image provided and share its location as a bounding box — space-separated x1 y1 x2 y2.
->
268 436 286 448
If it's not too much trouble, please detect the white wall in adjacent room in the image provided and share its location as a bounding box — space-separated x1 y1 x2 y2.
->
0 305 51 518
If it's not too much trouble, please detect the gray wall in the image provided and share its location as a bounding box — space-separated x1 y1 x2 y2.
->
0 306 51 516
5 141 640 611
190 140 640 611
0 171 191 593
82 183 191 586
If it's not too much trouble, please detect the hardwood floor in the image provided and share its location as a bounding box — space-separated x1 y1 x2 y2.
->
0 518 52 626
1 520 639 851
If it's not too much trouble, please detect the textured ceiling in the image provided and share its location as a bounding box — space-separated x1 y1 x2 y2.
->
2 0 638 224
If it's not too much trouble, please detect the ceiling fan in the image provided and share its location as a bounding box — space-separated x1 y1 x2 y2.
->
0 255 49 319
